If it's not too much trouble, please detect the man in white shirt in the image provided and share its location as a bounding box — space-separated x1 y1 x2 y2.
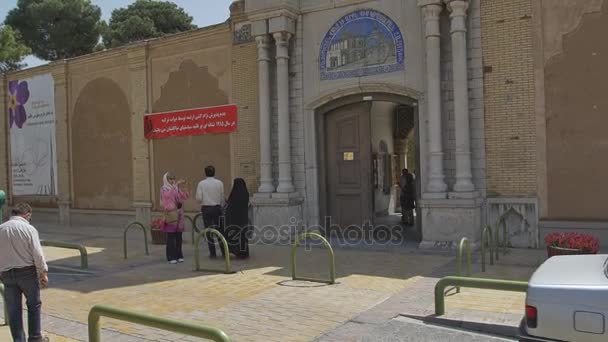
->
195 165 226 257
0 203 49 342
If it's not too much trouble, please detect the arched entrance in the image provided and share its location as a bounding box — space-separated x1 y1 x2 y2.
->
311 88 422 240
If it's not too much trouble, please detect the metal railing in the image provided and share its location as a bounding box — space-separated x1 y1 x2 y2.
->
481 225 495 272
455 237 471 293
0 283 7 326
192 213 204 245
291 232 336 284
123 221 150 259
40 240 88 269
495 215 509 260
194 228 234 274
88 304 231 342
183 214 194 243
0 190 5 224
434 276 528 316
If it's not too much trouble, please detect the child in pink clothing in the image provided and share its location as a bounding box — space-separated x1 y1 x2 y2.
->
160 172 189 263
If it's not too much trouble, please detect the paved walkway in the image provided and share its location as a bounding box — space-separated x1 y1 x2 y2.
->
0 222 545 341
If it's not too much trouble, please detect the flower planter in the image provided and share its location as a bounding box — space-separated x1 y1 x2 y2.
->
150 228 167 245
546 245 588 258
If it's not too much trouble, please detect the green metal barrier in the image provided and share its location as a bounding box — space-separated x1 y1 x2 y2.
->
481 225 494 272
123 221 150 259
88 304 230 342
193 213 204 234
183 214 194 243
0 283 7 326
455 237 471 294
194 228 234 274
291 232 336 284
0 190 5 223
495 215 509 260
40 240 88 269
435 276 528 316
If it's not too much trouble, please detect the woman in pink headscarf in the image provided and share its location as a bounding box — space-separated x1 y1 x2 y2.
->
160 172 189 264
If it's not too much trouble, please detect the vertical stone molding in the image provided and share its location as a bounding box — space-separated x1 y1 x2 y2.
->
255 33 275 193
52 63 71 224
419 0 448 195
273 30 295 193
446 0 475 194
128 46 152 223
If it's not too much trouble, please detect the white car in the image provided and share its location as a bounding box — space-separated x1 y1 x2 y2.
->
520 254 608 342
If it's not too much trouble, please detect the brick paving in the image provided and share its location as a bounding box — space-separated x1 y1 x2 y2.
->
0 222 545 341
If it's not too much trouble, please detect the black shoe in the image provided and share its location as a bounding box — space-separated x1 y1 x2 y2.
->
209 254 217 259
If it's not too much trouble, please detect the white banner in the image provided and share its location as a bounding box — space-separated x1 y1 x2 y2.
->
8 74 58 196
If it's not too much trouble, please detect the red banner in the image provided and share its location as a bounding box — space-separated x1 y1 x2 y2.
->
144 104 238 139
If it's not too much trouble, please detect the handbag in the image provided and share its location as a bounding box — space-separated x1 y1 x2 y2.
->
164 210 178 224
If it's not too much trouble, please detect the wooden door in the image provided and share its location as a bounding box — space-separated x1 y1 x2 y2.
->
325 102 372 229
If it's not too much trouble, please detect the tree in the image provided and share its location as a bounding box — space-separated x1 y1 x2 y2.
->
0 25 31 72
103 0 196 48
5 0 102 61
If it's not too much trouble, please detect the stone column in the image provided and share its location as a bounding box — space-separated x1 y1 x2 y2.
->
419 0 447 194
446 0 475 193
255 34 275 193
273 31 295 193
128 46 153 223
52 63 72 224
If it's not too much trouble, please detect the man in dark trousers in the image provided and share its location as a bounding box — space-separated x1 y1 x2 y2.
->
0 203 49 342
195 165 226 257
400 169 416 225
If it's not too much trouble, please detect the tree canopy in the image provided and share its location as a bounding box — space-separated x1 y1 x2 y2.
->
5 0 102 61
102 0 196 48
0 25 31 73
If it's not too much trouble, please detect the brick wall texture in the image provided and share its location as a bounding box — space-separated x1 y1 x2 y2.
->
481 0 537 197
231 41 261 191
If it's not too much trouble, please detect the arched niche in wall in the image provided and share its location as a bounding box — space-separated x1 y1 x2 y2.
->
71 77 133 209
152 59 230 212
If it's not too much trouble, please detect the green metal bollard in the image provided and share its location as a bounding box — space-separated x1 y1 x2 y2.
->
0 190 6 224
40 240 88 269
435 276 528 316
496 216 509 258
88 304 231 342
0 283 8 326
194 228 234 274
291 232 336 284
481 225 494 272
123 221 150 259
455 237 471 293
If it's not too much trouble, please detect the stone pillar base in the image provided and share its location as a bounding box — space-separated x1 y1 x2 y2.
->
418 198 483 250
58 200 71 226
133 202 152 224
251 192 304 246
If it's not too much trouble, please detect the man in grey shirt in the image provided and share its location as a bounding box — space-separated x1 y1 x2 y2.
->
0 203 49 342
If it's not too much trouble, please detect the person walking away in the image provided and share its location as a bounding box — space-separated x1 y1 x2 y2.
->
225 178 251 259
160 172 189 264
400 169 416 225
196 165 226 258
0 203 49 342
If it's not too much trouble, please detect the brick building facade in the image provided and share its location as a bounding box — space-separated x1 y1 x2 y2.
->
2 0 607 249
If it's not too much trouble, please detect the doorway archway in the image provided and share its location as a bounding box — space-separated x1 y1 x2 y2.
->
307 85 423 240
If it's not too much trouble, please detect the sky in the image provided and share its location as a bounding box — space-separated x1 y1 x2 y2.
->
0 0 233 69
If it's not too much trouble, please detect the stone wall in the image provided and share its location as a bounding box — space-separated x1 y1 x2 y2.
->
0 23 256 224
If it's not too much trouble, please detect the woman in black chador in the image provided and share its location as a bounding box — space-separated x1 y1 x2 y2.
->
224 178 250 258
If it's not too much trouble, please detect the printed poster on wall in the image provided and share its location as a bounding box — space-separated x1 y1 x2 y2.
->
144 104 238 140
8 74 58 196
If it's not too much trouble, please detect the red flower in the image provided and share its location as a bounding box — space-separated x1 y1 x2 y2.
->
544 232 600 253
